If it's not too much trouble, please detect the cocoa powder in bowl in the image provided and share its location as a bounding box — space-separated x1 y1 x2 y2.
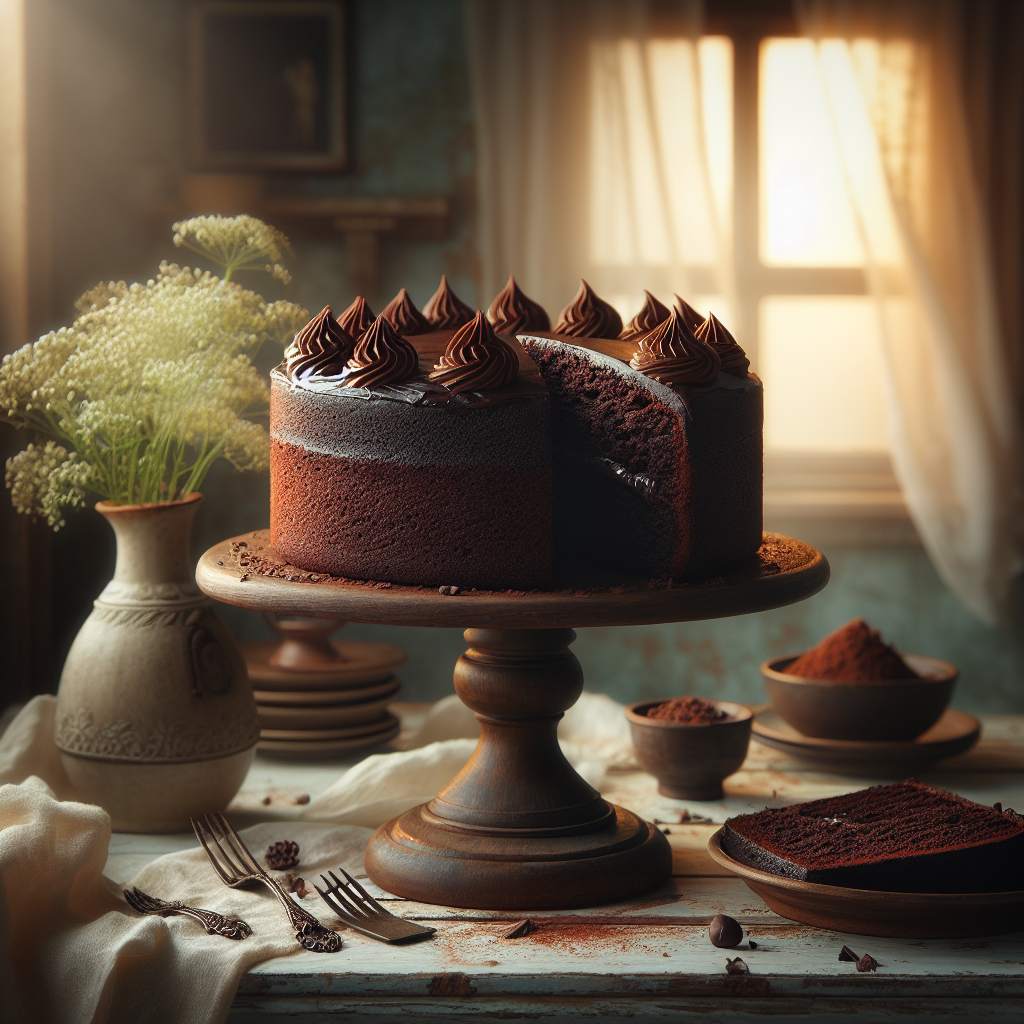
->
786 619 920 683
647 696 729 724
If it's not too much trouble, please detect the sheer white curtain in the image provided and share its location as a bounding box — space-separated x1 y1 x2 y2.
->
796 0 1022 623
464 0 732 327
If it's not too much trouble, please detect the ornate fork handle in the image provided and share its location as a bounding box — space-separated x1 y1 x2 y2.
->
261 877 342 953
124 888 252 940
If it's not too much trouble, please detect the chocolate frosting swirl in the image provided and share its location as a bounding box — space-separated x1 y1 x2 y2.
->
285 306 354 379
619 291 670 341
487 274 550 333
342 313 419 388
381 288 430 335
422 275 475 330
337 296 375 339
630 307 721 387
429 310 519 394
673 295 705 332
695 312 750 377
554 280 623 339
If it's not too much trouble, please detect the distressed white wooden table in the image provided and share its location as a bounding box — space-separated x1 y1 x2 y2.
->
105 708 1024 1023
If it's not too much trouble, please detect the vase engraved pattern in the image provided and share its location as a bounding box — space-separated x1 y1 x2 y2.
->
55 706 259 762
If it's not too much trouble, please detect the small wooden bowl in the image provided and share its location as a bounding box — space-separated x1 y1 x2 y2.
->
761 654 958 741
626 699 753 801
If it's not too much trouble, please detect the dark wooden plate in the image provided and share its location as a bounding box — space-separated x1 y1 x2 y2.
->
706 829 1024 938
196 531 829 628
751 707 980 776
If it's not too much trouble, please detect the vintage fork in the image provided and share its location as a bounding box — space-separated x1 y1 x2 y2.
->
191 812 342 953
315 869 436 944
123 886 252 939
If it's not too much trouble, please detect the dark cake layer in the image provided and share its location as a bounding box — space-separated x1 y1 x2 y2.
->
721 781 1024 894
521 335 762 579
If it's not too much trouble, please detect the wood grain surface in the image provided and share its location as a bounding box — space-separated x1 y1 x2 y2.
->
195 531 830 629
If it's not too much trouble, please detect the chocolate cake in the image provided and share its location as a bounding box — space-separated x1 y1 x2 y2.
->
271 306 553 589
721 781 1024 893
270 278 763 587
519 284 762 579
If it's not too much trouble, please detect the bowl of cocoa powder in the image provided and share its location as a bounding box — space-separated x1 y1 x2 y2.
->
626 697 753 800
761 618 958 741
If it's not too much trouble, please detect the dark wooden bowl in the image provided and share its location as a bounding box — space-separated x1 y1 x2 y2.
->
761 654 958 741
626 699 753 801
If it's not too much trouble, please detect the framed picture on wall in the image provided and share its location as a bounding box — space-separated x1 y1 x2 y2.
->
188 1 347 171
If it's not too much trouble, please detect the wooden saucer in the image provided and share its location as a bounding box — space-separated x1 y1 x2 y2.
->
252 677 400 707
751 707 980 775
245 639 407 689
257 696 396 730
258 719 401 758
259 712 399 742
706 829 1024 937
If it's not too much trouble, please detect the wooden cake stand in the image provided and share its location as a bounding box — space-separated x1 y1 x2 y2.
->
197 531 829 910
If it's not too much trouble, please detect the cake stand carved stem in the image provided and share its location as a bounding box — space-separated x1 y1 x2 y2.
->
364 627 672 909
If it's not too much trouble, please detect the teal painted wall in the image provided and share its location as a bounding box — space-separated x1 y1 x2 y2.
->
25 0 1023 713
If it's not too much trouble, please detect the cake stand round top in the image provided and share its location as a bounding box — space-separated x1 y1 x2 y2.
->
196 532 829 629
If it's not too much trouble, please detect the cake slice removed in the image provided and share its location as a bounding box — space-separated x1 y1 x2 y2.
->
721 780 1024 894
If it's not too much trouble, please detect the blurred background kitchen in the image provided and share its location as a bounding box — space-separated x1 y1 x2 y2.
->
1 0 1021 712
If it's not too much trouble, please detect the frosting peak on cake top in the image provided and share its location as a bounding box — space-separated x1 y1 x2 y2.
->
620 291 670 341
674 295 705 332
423 275 475 330
343 313 419 389
696 312 750 377
429 310 519 394
630 307 721 387
554 280 623 339
285 306 354 380
337 296 375 339
381 288 430 336
488 275 550 333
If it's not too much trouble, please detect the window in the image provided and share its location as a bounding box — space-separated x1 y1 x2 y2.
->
586 20 914 544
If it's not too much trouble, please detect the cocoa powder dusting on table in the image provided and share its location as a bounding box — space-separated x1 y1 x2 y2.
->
647 697 728 724
786 618 920 683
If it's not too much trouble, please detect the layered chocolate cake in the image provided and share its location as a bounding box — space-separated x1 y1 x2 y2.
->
270 277 763 588
519 280 763 578
271 303 553 589
721 781 1024 893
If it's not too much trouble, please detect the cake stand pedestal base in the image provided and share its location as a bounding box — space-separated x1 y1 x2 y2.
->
364 628 672 909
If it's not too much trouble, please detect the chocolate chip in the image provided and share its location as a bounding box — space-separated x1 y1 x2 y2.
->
261 795 272 806
856 953 879 973
662 827 672 834
709 914 744 949
294 794 310 805
838 945 859 962
725 957 749 975
502 919 538 939
748 939 758 950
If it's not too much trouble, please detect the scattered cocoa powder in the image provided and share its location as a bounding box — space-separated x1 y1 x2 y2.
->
647 697 728 724
786 619 920 683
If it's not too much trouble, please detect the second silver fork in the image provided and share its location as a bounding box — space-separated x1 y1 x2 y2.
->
192 812 342 953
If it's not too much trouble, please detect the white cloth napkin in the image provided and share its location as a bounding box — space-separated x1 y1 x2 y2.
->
0 691 632 1024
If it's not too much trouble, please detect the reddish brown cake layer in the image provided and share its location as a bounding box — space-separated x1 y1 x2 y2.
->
271 440 552 589
721 781 1024 893
520 334 762 580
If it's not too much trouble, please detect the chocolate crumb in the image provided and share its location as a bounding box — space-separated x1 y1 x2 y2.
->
293 878 312 899
856 953 879 973
662 827 672 834
294 794 310 805
438 585 462 596
239 573 251 582
838 945 859 962
502 918 538 939
265 840 299 870
748 939 758 950
710 914 744 949
261 796 271 806
663 952 669 957
725 957 749 975
994 802 1002 812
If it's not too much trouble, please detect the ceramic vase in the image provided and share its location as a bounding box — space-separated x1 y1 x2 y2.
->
54 493 259 832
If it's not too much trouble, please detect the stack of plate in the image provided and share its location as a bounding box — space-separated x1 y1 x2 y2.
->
242 617 407 758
